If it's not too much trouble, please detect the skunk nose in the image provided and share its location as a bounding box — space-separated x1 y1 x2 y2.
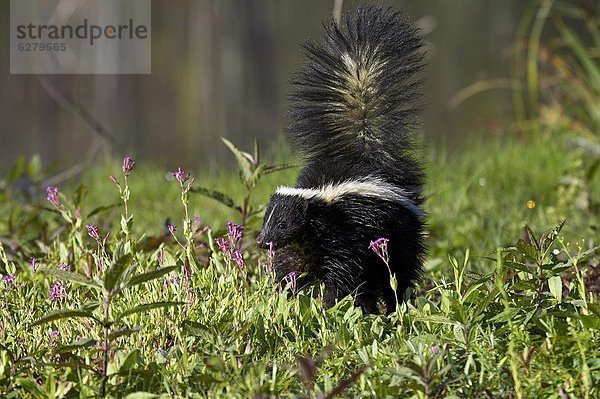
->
256 233 265 249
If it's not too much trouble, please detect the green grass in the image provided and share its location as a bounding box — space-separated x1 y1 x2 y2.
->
0 128 598 398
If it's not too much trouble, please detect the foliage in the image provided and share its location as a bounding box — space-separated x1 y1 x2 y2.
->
513 0 600 213
0 131 598 398
191 138 294 229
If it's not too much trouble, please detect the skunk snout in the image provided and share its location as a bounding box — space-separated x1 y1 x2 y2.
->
256 232 276 250
256 232 266 249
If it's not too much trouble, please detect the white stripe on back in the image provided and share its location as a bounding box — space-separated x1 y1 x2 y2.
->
276 176 411 203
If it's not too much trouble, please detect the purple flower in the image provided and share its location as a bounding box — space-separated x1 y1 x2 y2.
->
30 257 38 271
186 177 195 192
46 186 61 209
49 281 67 301
267 241 275 264
122 156 136 175
57 263 70 272
2 274 16 289
86 224 101 242
369 238 390 264
173 167 190 187
215 237 231 256
233 250 245 269
283 271 301 292
168 223 177 236
226 221 244 242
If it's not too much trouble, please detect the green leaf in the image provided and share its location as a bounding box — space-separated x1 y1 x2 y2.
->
472 286 500 319
413 316 457 325
108 326 143 341
39 269 101 290
191 186 241 212
27 155 41 176
263 163 296 174
522 225 540 251
253 137 260 164
504 259 530 273
222 138 254 184
32 309 99 327
41 360 96 372
586 158 600 182
116 301 184 321
16 378 43 396
548 275 563 302
188 373 223 384
81 300 101 312
86 203 121 219
581 314 600 331
248 164 264 189
588 303 600 318
123 393 159 399
125 265 178 289
119 349 142 373
539 220 565 253
6 156 25 185
182 320 209 336
54 338 97 354
103 253 133 294
516 239 539 262
160 249 178 267
73 184 87 208
0 241 11 268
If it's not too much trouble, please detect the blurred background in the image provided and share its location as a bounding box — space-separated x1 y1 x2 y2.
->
0 0 532 172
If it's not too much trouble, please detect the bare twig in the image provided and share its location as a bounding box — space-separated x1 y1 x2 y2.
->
37 76 123 152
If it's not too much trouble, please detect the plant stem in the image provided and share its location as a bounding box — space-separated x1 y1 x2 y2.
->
123 175 129 220
240 188 252 232
537 259 544 308
101 295 111 396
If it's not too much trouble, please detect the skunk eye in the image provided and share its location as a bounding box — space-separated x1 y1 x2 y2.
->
277 222 287 229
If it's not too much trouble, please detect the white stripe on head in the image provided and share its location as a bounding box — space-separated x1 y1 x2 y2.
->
264 203 278 229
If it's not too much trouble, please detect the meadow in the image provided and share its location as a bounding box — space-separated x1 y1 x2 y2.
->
2 1 600 397
0 128 598 398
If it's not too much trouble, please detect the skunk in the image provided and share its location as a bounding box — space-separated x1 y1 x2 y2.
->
257 6 426 314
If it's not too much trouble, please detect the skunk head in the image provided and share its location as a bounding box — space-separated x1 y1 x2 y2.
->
256 193 309 249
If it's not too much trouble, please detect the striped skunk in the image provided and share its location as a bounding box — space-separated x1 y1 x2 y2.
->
256 6 426 314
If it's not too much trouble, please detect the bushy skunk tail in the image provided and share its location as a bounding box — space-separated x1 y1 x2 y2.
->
288 6 425 166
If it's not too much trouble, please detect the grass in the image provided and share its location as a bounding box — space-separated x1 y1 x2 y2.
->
0 128 598 398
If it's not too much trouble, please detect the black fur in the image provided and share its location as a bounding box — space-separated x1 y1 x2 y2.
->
290 6 425 195
257 7 426 314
